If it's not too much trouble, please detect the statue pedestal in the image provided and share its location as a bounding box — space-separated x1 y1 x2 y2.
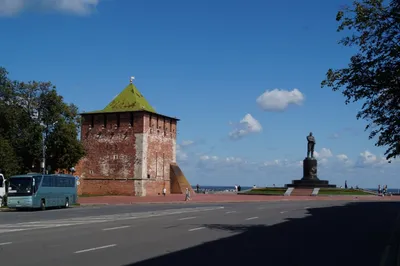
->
286 158 336 188
303 157 318 180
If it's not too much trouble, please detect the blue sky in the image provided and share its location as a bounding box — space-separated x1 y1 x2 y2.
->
1 0 398 188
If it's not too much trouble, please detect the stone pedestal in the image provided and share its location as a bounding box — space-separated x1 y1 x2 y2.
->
286 158 336 188
303 158 318 180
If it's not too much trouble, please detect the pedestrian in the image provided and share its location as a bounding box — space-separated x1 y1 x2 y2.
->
185 188 191 201
162 187 166 196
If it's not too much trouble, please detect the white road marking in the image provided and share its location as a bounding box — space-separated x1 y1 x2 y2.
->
304 207 310 209
178 217 196 221
0 242 12 246
0 206 224 234
225 211 237 214
74 244 117 254
188 227 205 232
245 217 259 221
102 226 130 231
280 211 288 214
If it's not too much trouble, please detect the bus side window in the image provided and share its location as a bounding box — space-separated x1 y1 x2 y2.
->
51 176 57 187
0 177 3 188
42 176 50 187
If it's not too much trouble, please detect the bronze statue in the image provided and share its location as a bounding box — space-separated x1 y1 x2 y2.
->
306 132 316 158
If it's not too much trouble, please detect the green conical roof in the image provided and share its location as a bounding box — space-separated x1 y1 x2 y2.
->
102 83 156 113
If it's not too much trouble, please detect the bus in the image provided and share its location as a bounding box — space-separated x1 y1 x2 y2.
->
7 173 77 210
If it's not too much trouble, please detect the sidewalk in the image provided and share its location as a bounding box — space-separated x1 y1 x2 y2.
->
78 193 400 206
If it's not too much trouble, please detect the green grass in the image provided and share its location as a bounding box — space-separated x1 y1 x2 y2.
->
317 188 372 196
242 188 286 196
241 187 373 196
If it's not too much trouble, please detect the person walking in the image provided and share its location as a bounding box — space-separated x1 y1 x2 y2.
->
185 188 191 201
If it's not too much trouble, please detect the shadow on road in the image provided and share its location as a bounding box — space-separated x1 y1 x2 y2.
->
124 201 399 266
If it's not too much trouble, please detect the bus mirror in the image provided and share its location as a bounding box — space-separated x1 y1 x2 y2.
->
32 179 36 186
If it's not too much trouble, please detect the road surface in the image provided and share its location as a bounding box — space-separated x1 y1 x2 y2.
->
0 200 398 266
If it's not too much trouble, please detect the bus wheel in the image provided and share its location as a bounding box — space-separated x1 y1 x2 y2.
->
64 198 69 208
40 200 46 211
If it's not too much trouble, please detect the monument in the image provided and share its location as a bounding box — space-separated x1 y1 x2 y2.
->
286 132 336 188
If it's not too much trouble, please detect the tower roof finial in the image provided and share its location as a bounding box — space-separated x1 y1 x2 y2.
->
130 76 135 84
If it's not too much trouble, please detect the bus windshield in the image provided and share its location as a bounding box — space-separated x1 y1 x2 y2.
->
8 177 33 196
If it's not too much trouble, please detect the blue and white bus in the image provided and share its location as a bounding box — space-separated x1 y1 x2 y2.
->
7 173 77 210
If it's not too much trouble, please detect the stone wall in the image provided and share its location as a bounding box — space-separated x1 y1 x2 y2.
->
76 111 178 196
78 179 136 196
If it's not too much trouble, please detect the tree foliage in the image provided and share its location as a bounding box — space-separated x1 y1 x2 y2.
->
321 0 400 161
0 67 85 178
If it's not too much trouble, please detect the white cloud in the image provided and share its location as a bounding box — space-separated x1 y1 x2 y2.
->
229 113 262 139
356 150 388 167
199 155 218 161
0 0 99 16
336 154 349 161
186 148 400 188
181 140 194 146
256 88 304 111
314 148 333 159
176 145 188 161
262 159 300 168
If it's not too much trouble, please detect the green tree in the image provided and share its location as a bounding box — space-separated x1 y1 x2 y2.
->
0 137 20 178
322 0 400 161
0 67 85 174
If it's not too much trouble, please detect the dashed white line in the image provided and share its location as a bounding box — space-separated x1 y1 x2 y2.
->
74 244 117 254
280 211 288 214
0 242 12 246
225 211 237 214
102 226 130 231
0 206 225 235
178 217 197 221
245 217 259 221
304 207 310 209
188 227 205 232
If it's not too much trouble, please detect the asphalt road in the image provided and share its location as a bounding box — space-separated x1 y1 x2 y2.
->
0 200 398 266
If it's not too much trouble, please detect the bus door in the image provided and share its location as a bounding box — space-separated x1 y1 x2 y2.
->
0 174 5 206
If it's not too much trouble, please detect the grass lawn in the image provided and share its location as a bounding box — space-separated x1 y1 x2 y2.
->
317 188 372 196
241 187 373 196
241 188 286 196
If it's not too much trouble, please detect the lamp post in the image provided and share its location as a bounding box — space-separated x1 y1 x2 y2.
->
41 131 46 175
41 121 58 175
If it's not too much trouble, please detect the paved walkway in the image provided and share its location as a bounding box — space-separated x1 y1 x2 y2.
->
78 193 400 205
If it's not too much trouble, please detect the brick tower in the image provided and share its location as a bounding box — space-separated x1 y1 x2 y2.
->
76 78 189 196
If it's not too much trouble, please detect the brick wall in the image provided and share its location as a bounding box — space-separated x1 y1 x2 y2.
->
144 113 177 195
76 111 178 197
78 179 135 196
79 112 144 180
144 179 171 196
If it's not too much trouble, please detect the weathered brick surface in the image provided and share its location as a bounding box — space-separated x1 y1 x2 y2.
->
144 179 171 196
76 111 177 196
78 179 136 196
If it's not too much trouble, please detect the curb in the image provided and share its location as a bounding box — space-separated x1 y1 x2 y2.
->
78 197 367 206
